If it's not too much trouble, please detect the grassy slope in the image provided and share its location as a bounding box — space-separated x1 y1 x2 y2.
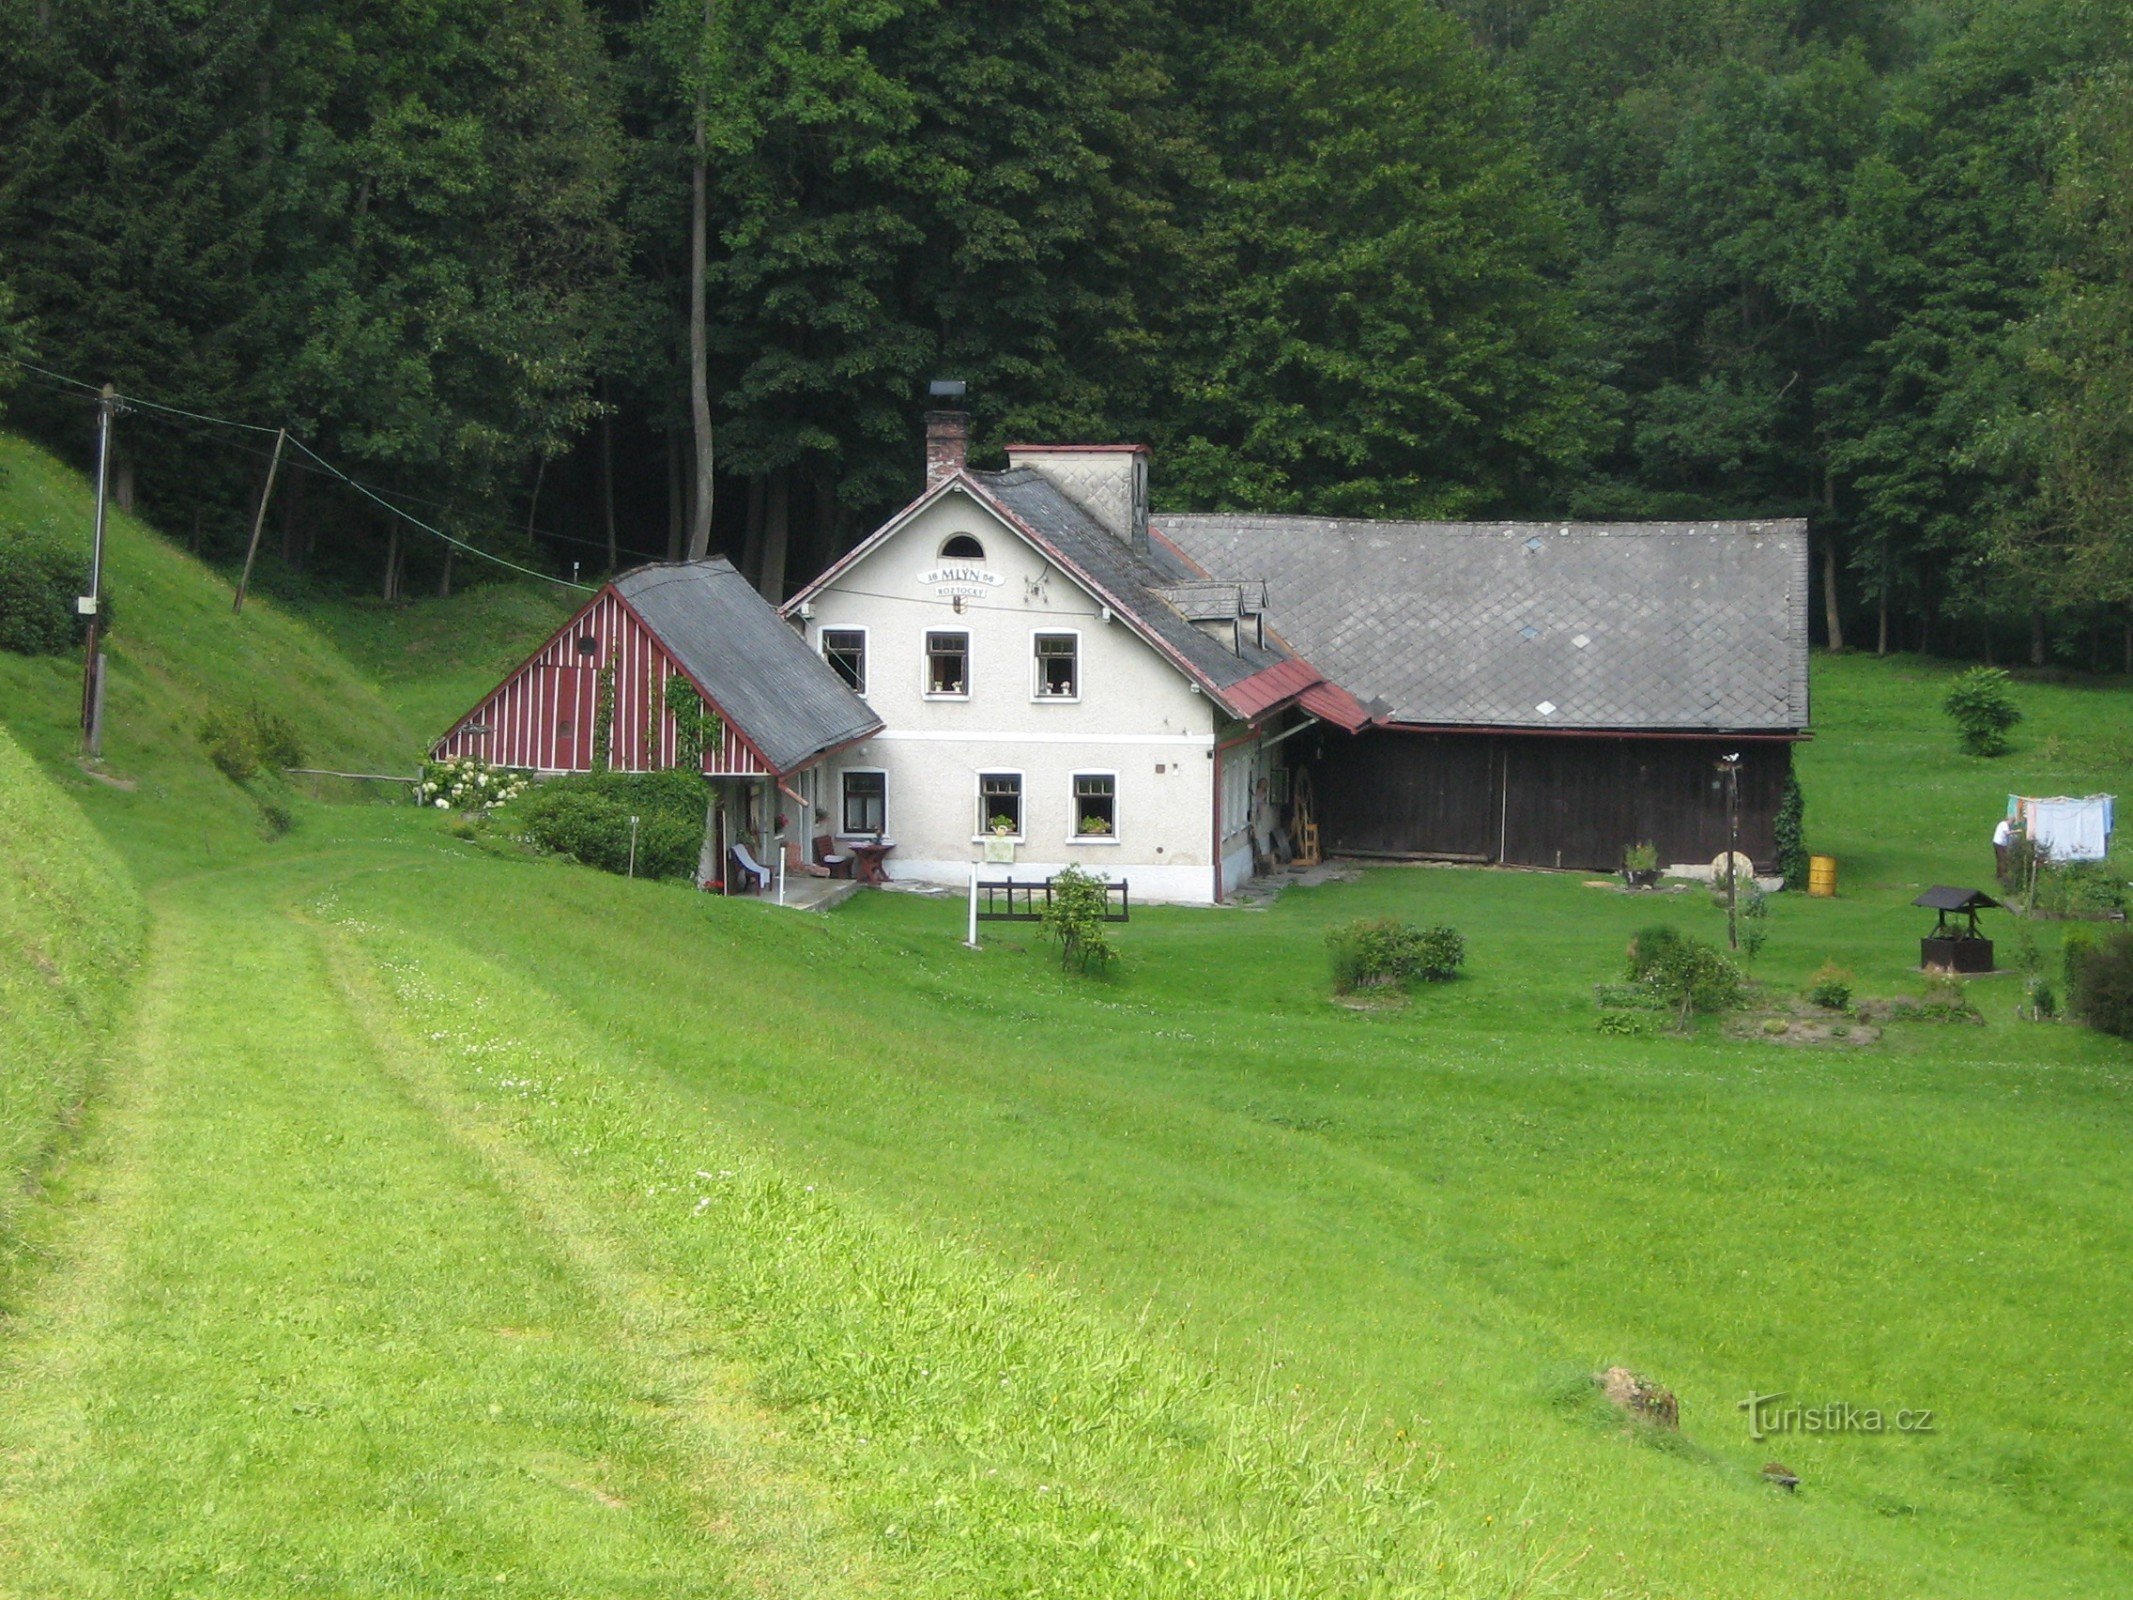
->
309 658 2133 1600
0 724 142 1301
287 580 576 740
0 433 414 879
2 439 2128 1597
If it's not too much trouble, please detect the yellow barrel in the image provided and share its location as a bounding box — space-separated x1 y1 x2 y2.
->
1808 855 1838 897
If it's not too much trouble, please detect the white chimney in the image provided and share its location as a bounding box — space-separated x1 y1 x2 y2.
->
1004 444 1149 551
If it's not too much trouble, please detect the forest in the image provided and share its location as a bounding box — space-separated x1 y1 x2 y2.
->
0 0 2127 665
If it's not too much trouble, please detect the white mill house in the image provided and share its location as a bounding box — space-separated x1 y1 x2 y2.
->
782 411 1371 904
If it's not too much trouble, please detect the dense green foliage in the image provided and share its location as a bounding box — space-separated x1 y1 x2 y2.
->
513 767 708 879
1626 922 1744 1023
7 0 2122 660
0 521 92 654
1943 664 2023 755
1326 915 1466 991
2065 923 2133 1038
197 702 305 783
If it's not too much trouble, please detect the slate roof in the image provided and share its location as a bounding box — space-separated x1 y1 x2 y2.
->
978 468 1291 698
614 560 880 773
1153 515 1811 733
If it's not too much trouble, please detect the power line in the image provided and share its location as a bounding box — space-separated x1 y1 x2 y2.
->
2 354 598 591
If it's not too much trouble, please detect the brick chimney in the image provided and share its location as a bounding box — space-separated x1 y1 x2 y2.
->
924 409 969 489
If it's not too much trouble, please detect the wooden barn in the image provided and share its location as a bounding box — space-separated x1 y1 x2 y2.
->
1155 515 1810 873
433 559 880 887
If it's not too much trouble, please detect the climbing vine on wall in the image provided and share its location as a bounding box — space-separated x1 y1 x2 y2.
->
664 674 724 772
591 665 616 772
1774 771 1808 890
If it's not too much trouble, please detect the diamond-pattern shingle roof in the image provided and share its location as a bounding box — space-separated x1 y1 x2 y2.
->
1152 515 1810 732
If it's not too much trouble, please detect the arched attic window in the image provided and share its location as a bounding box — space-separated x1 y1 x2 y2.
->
940 534 986 561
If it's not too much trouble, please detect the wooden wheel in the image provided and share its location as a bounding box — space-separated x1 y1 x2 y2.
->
1292 767 1320 867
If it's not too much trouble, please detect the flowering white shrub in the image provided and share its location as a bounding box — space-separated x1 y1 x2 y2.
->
415 755 527 813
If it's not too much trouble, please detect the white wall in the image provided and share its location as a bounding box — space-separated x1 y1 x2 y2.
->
804 489 1223 902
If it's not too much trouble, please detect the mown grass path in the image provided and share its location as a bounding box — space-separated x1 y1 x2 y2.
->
0 856 870 1599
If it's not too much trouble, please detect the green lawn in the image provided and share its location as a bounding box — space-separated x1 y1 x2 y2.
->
2 441 2130 1597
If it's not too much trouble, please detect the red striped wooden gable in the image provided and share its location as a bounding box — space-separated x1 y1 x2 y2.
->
431 589 772 776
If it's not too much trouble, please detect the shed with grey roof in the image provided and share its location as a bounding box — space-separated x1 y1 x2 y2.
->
1156 513 1810 874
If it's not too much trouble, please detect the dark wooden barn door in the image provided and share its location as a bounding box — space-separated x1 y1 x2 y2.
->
547 665 593 770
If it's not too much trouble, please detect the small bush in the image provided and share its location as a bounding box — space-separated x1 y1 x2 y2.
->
0 524 97 655
1327 917 1464 993
2066 924 2133 1039
1916 976 1984 1024
1625 924 1742 1027
1623 841 1658 874
2034 860 2129 916
2029 979 2058 1021
1943 666 2021 757
197 702 307 783
1805 963 1853 1012
1041 864 1117 973
514 769 708 880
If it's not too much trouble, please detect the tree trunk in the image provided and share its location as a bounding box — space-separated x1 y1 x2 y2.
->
758 464 790 603
2123 611 2131 676
1876 585 1888 656
382 524 401 601
525 457 547 540
685 39 715 562
812 471 838 577
742 473 765 585
1822 540 1844 652
2029 608 2046 668
438 548 455 599
114 449 135 514
666 432 684 562
600 383 618 574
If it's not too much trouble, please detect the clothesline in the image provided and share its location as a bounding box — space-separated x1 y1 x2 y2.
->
2005 793 2116 863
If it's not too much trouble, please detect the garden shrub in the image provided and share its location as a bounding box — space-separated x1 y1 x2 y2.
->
1041 864 1117 973
1773 771 1808 889
197 702 305 782
1805 962 1853 1011
2033 860 2128 915
514 769 707 880
416 754 528 813
1326 917 1464 993
0 524 98 655
1943 666 2021 756
1915 976 1983 1024
1625 924 1742 1026
2065 924 2133 1039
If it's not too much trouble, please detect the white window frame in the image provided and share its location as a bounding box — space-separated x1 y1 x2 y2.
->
838 767 887 839
1031 628 1082 703
818 625 868 696
974 768 1026 843
1068 769 1120 844
924 629 971 700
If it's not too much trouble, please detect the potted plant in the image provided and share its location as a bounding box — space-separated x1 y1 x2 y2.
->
1623 841 1661 889
989 814 1018 836
1078 815 1112 837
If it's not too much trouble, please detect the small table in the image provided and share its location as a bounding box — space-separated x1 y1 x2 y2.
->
849 838 896 885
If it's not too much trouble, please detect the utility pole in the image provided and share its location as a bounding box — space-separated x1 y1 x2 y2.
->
232 426 287 614
79 384 116 756
1718 752 1742 949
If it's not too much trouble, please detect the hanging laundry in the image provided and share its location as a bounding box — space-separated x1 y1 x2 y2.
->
2010 794 2116 863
